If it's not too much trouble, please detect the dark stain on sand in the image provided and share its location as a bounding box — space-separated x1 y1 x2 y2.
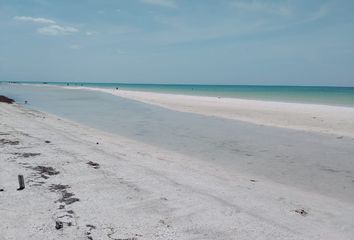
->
30 165 60 179
87 161 100 169
49 184 80 205
0 139 20 145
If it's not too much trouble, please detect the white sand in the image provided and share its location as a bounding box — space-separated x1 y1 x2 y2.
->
1 102 354 239
67 87 354 138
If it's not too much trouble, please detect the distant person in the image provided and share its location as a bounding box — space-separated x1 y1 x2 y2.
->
25 100 27 104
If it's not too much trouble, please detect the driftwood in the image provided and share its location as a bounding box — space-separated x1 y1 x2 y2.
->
17 175 25 190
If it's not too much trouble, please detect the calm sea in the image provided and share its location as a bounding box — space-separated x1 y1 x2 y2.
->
3 81 354 107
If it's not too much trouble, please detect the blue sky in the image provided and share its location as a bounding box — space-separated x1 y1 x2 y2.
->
1 0 354 86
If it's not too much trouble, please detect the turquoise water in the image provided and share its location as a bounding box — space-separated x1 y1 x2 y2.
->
2 81 354 107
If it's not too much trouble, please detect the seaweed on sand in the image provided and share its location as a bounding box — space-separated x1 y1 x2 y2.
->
31 165 60 179
49 184 80 205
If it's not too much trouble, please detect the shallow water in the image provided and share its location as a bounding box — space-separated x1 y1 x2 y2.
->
4 82 354 107
1 84 354 201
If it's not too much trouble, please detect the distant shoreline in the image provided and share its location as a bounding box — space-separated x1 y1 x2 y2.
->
2 80 354 88
3 81 354 107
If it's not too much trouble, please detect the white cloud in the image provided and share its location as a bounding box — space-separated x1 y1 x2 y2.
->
232 1 292 16
37 25 79 36
14 15 80 37
140 0 176 8
14 16 56 24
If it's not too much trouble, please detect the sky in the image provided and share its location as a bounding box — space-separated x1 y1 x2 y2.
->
0 0 354 86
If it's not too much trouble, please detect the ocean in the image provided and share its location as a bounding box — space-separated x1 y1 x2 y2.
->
3 81 354 107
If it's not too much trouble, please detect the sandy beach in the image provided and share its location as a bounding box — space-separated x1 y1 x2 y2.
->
2 0 354 238
1 95 354 239
67 87 354 138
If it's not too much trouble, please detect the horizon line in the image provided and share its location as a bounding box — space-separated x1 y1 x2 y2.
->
1 80 354 88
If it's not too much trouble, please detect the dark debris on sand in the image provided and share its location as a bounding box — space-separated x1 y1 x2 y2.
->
49 184 80 205
0 96 15 104
87 161 100 169
86 224 97 240
0 139 20 145
31 165 60 179
294 209 308 216
55 220 63 230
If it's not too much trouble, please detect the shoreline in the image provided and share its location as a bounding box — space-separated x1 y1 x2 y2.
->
5 82 354 108
64 86 354 138
1 102 354 239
